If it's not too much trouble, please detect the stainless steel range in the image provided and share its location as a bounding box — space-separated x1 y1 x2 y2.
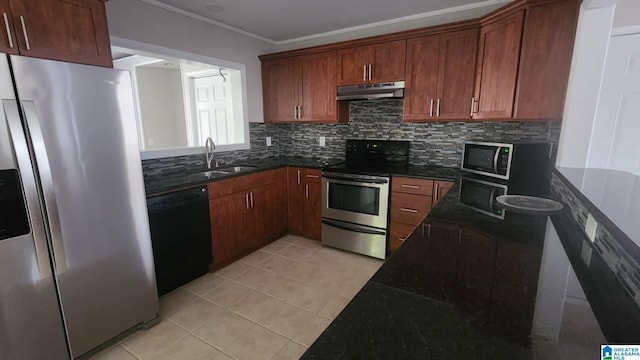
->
321 140 410 259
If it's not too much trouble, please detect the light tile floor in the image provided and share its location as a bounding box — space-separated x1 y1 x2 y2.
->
92 235 383 360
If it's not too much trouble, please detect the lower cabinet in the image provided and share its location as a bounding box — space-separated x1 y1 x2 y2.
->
288 167 322 240
389 177 454 251
208 169 287 269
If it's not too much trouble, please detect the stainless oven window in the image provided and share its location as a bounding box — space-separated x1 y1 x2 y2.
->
328 182 380 215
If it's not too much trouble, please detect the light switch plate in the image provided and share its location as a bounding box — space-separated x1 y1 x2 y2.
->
319 136 325 147
266 137 272 146
585 213 597 242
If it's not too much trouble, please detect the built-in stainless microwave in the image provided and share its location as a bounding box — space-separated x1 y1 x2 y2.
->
461 141 552 181
459 177 508 219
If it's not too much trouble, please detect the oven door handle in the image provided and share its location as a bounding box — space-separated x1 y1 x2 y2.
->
322 175 389 184
321 219 387 235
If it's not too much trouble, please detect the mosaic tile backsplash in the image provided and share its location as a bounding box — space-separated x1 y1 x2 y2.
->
142 99 561 176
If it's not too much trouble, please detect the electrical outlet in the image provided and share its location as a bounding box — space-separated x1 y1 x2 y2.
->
585 214 598 242
319 136 325 147
147 137 154 146
266 137 272 147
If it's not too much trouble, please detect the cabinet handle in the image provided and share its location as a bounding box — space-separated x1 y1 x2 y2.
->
363 64 367 82
297 105 302 119
19 16 29 50
297 170 301 185
245 193 249 209
436 98 441 117
306 174 319 178
435 183 439 199
368 64 372 81
429 99 434 117
3 13 13 48
470 97 475 117
250 191 254 208
401 184 420 189
400 208 419 213
305 184 309 199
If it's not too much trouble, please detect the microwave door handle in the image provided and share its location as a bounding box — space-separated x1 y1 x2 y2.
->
493 148 500 174
322 219 386 235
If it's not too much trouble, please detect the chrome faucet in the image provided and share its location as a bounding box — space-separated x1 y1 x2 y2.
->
205 137 216 169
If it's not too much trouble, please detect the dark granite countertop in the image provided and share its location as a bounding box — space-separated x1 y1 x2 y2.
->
303 168 640 358
144 156 342 197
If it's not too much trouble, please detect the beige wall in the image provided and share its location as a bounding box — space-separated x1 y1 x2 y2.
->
614 0 640 28
106 0 275 123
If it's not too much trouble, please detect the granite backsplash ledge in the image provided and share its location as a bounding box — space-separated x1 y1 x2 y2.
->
142 99 561 176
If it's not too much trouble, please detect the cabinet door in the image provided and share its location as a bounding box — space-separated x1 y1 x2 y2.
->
287 167 305 235
432 180 454 207
0 0 18 54
8 0 112 67
249 185 277 247
263 57 302 122
209 192 248 267
436 28 478 120
336 45 370 85
301 51 337 122
473 11 524 119
303 181 322 240
403 35 440 121
514 0 579 120
274 167 288 236
370 40 406 83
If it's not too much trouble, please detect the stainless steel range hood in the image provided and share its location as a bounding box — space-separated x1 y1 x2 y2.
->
336 81 404 101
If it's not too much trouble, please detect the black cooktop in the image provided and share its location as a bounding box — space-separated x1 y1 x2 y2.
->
323 139 410 176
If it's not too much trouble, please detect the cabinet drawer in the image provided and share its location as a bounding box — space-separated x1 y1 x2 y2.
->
392 177 434 196
390 192 432 225
208 170 276 199
389 222 417 251
304 168 322 183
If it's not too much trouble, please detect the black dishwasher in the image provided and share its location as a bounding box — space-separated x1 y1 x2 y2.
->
147 186 212 296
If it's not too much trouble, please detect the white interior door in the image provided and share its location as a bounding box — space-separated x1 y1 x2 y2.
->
193 75 233 145
588 33 640 175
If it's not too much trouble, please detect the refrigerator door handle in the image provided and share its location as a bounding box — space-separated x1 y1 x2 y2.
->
20 101 67 275
2 99 52 279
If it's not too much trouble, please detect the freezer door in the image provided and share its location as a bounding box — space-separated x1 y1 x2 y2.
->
0 56 69 360
9 55 159 357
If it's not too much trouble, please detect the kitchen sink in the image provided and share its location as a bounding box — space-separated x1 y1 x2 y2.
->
224 166 256 173
202 170 230 177
201 165 256 178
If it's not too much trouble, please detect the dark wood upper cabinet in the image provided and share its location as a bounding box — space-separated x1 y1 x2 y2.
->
513 0 580 120
300 51 337 121
263 57 302 122
473 11 524 120
8 0 112 67
404 28 478 121
0 0 18 54
262 51 339 123
336 40 405 85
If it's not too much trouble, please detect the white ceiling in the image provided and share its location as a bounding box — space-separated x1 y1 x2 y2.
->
143 0 510 43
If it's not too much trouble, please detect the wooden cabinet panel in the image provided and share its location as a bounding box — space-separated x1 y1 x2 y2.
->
389 222 416 251
370 40 406 82
436 29 478 120
514 0 579 120
403 35 440 121
336 40 405 85
392 177 434 196
432 180 454 207
208 170 276 199
263 57 302 122
390 192 432 225
0 0 18 54
303 181 321 240
336 45 370 85
249 184 277 248
8 0 112 67
209 191 248 267
287 167 305 235
301 51 337 121
473 11 524 119
275 168 288 236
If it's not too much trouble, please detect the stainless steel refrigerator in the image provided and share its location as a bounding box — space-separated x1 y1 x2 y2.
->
0 54 159 359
